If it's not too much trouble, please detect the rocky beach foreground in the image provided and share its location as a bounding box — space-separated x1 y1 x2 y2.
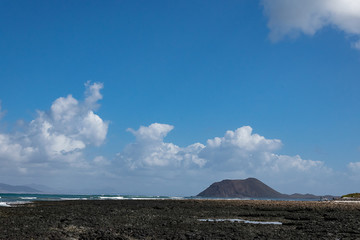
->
1 199 360 239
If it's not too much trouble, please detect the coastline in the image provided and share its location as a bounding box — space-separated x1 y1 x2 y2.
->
1 199 360 239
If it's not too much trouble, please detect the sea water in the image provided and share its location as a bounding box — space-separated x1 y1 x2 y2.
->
198 218 282 225
0 193 321 207
0 193 177 207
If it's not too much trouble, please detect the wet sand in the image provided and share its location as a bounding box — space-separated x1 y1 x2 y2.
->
1 199 360 239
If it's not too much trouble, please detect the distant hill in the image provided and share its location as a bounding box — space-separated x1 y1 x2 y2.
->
0 183 41 193
341 193 360 199
198 178 285 198
197 178 333 199
25 184 55 193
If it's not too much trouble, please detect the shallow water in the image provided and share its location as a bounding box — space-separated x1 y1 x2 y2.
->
198 218 282 225
0 193 320 207
0 193 179 206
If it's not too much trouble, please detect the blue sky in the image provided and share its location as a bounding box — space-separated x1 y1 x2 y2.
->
0 0 360 196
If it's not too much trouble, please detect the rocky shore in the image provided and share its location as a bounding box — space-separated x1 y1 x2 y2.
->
1 199 360 239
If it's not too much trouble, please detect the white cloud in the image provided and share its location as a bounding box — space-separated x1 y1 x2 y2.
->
261 0 360 47
0 88 352 195
80 111 108 146
206 126 282 152
118 123 206 169
266 154 324 172
93 156 110 166
85 81 104 108
0 134 35 166
352 40 360 49
116 124 334 195
119 125 325 174
50 94 79 123
0 82 108 173
127 123 174 143
199 126 324 175
348 162 360 171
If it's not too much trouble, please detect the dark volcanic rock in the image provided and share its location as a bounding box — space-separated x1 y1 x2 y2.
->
1 199 360 239
197 178 286 198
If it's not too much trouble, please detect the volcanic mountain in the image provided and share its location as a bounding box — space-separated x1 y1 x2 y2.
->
197 178 330 199
197 178 285 198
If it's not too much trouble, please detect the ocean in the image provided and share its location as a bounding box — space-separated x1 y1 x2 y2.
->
0 193 179 207
0 193 320 207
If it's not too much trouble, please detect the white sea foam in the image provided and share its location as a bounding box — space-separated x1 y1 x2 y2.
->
20 197 37 200
99 196 124 200
9 201 29 205
125 197 168 200
60 198 88 200
198 218 282 225
0 202 11 207
333 200 360 203
170 197 184 200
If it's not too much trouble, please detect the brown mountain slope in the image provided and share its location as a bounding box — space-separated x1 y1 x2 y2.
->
197 178 336 199
197 178 285 198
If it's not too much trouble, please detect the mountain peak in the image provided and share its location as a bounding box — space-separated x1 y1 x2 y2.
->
197 178 284 198
197 178 335 199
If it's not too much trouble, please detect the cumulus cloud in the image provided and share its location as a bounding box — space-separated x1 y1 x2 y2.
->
93 156 110 166
0 82 108 173
118 124 327 176
261 0 360 48
127 123 175 143
199 126 325 175
348 162 360 171
118 123 206 169
206 126 282 153
84 81 104 108
1 84 345 195
115 124 334 194
0 133 35 173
